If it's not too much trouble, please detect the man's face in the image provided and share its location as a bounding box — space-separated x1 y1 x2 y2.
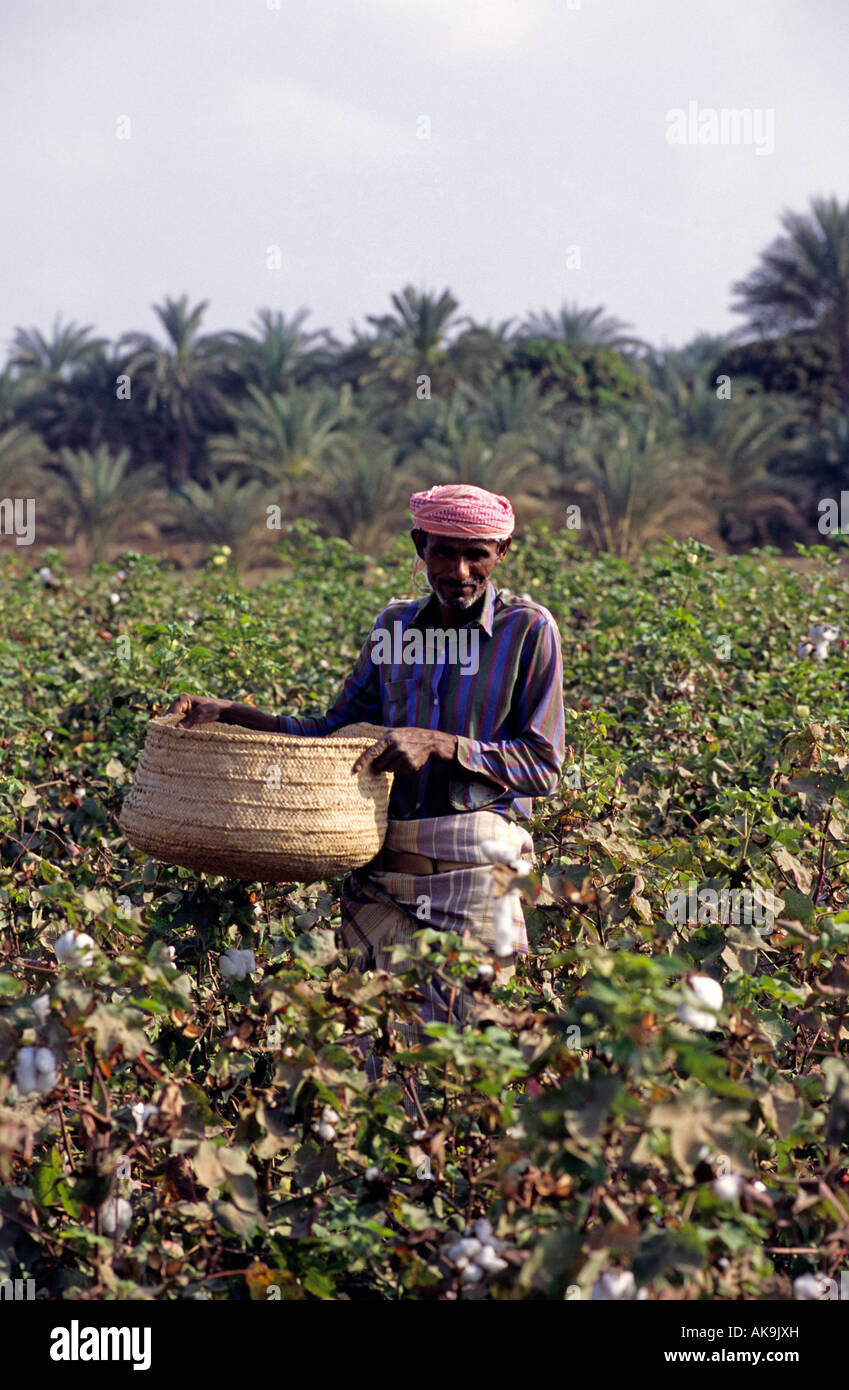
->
412 531 511 613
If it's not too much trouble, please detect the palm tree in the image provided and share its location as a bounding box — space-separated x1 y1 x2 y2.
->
120 296 232 487
210 385 353 501
0 425 45 494
518 302 646 353
448 318 516 388
553 412 709 559
311 443 413 552
464 375 554 439
14 343 140 455
45 446 169 565
732 196 849 410
391 388 475 461
222 308 335 394
9 318 107 382
173 474 271 570
362 286 468 391
409 426 551 521
646 334 736 388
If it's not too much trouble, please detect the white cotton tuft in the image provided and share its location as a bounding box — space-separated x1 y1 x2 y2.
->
32 994 50 1025
591 1270 638 1301
16 1046 58 1095
479 839 523 870
793 1273 832 1300
218 948 256 981
475 1245 508 1275
492 894 518 958
131 1101 159 1135
712 1174 744 1201
54 929 96 968
312 1105 339 1143
677 1002 719 1031
100 1196 133 1239
686 974 723 1013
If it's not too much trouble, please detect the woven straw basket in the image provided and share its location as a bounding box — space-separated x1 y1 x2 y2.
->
119 715 392 882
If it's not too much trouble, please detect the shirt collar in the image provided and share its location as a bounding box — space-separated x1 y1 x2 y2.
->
412 580 496 637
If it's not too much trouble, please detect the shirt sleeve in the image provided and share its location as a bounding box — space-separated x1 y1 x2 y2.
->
276 626 383 736
454 612 565 798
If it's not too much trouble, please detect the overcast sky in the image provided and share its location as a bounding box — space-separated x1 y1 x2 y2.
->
3 0 847 356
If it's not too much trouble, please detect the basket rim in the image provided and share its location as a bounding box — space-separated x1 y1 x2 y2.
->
145 716 387 749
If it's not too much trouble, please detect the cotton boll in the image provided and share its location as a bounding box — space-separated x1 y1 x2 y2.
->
591 1270 637 1301
16 1045 58 1094
793 1273 832 1300
31 994 50 1025
131 1102 159 1135
450 1237 483 1261
473 1218 493 1242
712 1174 744 1201
54 929 96 968
677 1002 719 1031
365 1166 380 1182
686 974 723 1013
100 1196 133 1239
809 623 839 643
476 963 495 983
459 1262 484 1285
218 948 256 981
475 1245 508 1276
492 893 518 957
312 1105 339 1143
479 839 523 870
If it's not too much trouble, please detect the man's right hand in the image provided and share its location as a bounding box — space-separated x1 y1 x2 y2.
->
167 693 232 728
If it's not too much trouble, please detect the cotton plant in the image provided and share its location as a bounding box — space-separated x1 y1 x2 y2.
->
54 929 96 969
677 973 723 1031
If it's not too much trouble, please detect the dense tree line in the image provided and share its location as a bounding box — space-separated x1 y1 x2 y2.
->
1 195 848 567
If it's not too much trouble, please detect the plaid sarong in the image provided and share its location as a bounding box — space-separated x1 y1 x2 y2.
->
341 812 533 1043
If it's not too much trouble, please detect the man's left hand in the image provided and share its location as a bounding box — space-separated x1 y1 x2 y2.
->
351 728 457 776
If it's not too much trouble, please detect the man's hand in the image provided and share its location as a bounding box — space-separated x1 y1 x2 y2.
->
351 728 457 776
167 693 232 728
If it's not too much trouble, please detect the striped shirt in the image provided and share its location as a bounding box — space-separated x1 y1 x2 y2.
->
276 580 565 821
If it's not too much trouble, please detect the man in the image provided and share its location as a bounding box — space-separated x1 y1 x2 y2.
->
168 483 565 1035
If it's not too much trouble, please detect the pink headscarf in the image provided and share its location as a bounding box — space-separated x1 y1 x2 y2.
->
409 484 515 582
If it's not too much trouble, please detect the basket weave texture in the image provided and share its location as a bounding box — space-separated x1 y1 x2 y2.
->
119 716 392 882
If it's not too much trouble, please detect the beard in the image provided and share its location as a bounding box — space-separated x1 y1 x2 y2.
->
432 579 484 611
